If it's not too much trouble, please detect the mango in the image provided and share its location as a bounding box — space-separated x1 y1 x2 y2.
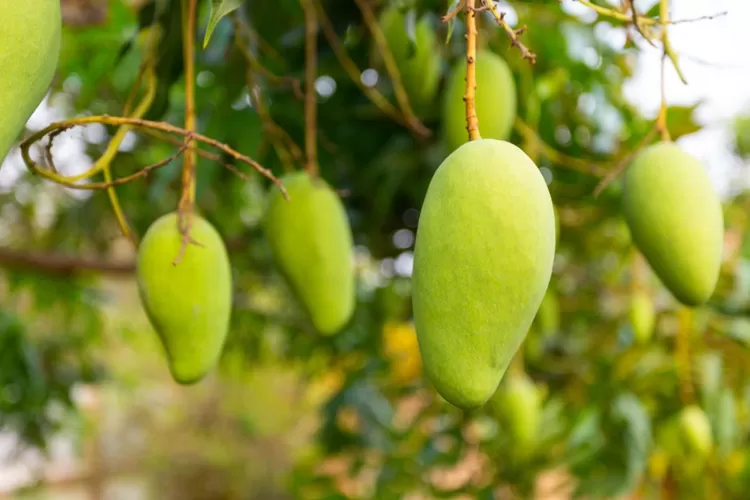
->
622 142 724 306
264 171 355 335
377 7 441 116
0 0 62 163
629 290 655 344
679 405 713 458
487 373 542 452
412 139 555 409
442 50 517 153
136 212 232 384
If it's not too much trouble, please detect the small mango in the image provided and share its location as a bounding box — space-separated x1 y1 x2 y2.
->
629 290 655 344
442 50 517 153
622 142 724 306
679 405 713 458
265 171 355 335
0 0 62 162
377 6 441 116
486 373 542 452
136 212 232 384
412 139 555 409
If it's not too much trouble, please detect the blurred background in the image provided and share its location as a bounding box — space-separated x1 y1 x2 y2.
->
1 0 750 498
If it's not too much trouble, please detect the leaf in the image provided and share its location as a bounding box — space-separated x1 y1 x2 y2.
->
204 0 244 48
665 102 703 140
444 0 460 45
403 9 418 60
611 393 652 487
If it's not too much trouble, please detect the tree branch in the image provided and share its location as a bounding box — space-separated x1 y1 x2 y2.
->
0 247 136 277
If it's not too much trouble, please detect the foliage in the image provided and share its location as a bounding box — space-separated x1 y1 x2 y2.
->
2 0 750 498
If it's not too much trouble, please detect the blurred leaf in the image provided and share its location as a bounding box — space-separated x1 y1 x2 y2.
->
204 0 243 48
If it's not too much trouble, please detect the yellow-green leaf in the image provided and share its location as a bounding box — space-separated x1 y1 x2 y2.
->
204 0 243 48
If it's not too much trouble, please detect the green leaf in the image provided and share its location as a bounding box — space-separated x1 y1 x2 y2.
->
665 102 703 140
204 0 243 48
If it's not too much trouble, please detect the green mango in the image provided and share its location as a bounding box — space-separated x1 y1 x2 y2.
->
442 50 517 154
377 7 441 116
136 212 232 384
0 0 62 163
622 142 724 306
679 405 713 458
487 373 542 452
265 171 355 335
630 290 655 344
412 139 555 409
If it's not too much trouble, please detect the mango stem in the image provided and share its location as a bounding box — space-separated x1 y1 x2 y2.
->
464 0 481 142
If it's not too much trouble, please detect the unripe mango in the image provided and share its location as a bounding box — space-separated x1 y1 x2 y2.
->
0 0 62 163
412 139 555 409
377 7 441 116
487 373 542 451
136 212 232 384
442 50 517 153
622 142 724 306
265 172 355 335
679 405 713 458
629 290 655 344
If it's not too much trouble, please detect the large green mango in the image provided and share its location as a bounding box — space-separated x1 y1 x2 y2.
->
265 171 355 335
412 139 555 409
0 0 62 163
622 142 724 306
442 50 517 153
137 212 232 384
377 7 441 116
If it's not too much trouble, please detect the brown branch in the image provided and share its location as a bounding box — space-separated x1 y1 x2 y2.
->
0 247 136 277
442 0 466 22
302 0 320 176
313 0 431 137
232 16 302 172
482 1 536 63
592 127 657 197
232 16 304 99
20 116 288 198
465 0 481 141
354 0 427 133
514 119 606 176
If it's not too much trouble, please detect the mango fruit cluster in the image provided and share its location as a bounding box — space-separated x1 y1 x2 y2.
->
0 0 62 163
137 171 356 384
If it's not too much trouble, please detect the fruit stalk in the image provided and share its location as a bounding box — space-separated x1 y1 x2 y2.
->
302 0 320 177
464 0 481 141
179 0 198 211
656 0 672 142
676 306 695 404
